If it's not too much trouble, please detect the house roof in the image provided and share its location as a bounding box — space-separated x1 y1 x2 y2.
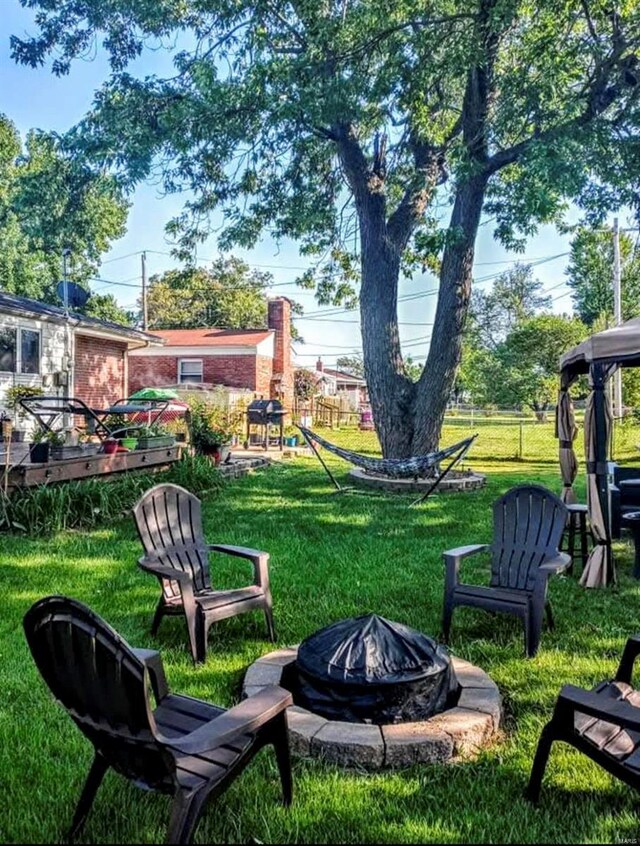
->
151 327 274 347
0 291 161 345
322 367 367 384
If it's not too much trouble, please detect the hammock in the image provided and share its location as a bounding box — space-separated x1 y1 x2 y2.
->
297 425 477 503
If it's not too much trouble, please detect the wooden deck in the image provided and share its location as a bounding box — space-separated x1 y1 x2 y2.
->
2 445 183 491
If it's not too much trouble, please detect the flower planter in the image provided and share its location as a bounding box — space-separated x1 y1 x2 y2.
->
29 442 50 463
103 439 119 455
50 444 100 461
283 436 298 447
119 437 138 451
136 435 176 450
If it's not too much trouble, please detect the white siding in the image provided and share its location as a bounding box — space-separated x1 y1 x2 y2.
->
0 313 69 431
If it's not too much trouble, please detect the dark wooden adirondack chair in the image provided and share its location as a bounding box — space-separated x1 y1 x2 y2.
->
527 635 640 802
133 483 275 662
442 484 570 657
23 596 293 845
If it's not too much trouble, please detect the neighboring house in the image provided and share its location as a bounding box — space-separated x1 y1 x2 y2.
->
128 297 294 408
0 292 162 414
313 357 369 408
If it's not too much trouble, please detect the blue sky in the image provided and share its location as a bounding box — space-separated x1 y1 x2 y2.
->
0 1 626 367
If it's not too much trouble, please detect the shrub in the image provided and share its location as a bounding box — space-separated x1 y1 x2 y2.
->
0 453 223 535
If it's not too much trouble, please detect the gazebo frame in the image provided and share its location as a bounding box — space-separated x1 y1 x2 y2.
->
558 317 640 587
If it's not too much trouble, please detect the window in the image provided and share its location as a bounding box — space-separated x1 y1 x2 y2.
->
0 326 41 374
178 359 203 384
0 328 16 373
20 329 40 375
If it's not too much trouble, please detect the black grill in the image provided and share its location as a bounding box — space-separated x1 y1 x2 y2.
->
246 399 285 424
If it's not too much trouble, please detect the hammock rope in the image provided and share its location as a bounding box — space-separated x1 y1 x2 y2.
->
296 425 476 480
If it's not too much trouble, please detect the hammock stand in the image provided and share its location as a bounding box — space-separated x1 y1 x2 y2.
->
296 425 477 505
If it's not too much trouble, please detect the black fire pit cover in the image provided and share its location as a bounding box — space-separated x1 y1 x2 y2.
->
290 614 458 724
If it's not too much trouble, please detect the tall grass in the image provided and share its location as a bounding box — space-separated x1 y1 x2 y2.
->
0 453 223 535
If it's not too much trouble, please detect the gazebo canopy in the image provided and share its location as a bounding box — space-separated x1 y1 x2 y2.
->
560 316 640 382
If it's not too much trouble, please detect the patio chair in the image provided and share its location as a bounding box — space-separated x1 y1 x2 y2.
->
133 483 275 663
442 484 570 657
527 635 640 803
23 596 293 845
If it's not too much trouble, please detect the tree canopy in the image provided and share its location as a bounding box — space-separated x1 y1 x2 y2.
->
146 257 271 330
13 0 640 454
566 226 640 326
0 113 129 322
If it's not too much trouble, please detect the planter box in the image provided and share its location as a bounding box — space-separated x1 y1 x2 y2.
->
50 444 100 460
29 442 50 463
136 435 176 450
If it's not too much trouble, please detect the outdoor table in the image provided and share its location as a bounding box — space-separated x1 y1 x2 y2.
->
621 510 640 579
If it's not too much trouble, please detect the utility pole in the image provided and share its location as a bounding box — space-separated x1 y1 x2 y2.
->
613 217 623 417
141 251 148 330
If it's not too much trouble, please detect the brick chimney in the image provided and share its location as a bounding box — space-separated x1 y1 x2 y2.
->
267 297 293 409
316 357 323 372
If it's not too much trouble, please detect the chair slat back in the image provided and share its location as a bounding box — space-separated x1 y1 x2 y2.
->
24 596 174 788
491 485 567 591
133 484 210 593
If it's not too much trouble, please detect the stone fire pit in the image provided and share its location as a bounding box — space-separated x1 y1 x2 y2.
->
348 467 486 495
242 646 501 770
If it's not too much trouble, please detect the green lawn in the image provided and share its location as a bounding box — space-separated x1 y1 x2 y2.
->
2 455 640 843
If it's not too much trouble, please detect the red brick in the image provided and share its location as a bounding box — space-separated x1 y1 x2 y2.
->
74 335 127 407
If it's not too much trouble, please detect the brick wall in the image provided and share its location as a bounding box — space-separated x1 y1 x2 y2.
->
74 334 127 407
128 353 273 394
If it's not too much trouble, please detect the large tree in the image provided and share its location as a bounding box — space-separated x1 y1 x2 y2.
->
463 313 587 418
13 1 640 455
566 226 640 326
146 257 271 330
468 264 551 350
0 113 129 322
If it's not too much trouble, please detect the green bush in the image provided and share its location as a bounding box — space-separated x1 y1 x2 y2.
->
0 453 223 535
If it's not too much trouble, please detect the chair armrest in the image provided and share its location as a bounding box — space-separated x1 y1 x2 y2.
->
443 544 490 561
443 544 489 589
538 553 572 576
556 684 640 731
137 555 192 584
132 647 169 701
164 685 293 754
209 544 270 588
616 635 640 684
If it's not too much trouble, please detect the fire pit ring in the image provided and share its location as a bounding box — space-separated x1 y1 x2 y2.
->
243 646 501 770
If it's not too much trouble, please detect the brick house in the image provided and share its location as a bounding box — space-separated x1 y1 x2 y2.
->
128 297 294 408
0 292 162 418
313 357 369 408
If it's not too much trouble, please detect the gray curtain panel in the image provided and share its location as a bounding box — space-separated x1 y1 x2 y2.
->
556 388 578 504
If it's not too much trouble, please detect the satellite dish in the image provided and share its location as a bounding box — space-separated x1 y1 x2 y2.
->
56 281 90 310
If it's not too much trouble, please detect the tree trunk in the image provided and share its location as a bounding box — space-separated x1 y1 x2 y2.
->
359 173 488 458
360 203 416 457
409 174 488 455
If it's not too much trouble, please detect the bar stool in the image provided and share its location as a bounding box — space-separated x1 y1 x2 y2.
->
563 503 592 574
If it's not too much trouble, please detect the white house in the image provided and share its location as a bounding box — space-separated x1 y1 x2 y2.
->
0 292 162 422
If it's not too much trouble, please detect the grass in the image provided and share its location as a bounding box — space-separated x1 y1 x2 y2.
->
1 452 640 843
321 418 640 465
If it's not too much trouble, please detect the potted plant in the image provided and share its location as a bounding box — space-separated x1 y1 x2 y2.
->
135 424 176 450
29 429 50 463
119 436 138 451
5 385 45 442
189 401 234 464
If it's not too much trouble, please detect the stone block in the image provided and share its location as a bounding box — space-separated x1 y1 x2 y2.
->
242 661 284 692
382 721 454 767
255 647 298 667
428 707 493 757
286 706 328 756
452 657 498 690
457 687 502 729
312 721 384 769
